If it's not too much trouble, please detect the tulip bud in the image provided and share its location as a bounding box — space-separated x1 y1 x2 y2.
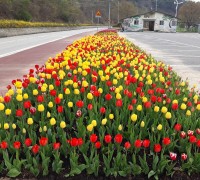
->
181 153 187 161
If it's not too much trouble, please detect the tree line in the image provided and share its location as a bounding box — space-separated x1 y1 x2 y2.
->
0 0 199 27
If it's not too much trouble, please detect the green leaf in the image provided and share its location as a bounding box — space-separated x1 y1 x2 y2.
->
148 170 156 179
118 171 127 177
7 168 21 178
78 164 86 171
152 155 159 171
139 156 149 174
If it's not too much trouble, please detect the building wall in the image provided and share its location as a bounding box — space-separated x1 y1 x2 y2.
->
122 12 177 32
154 12 177 32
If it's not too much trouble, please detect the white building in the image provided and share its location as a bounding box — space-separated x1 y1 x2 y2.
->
122 11 177 33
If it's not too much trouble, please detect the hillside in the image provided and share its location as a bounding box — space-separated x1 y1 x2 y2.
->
0 0 185 24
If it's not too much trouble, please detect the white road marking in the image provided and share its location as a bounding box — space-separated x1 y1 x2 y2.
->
0 28 104 58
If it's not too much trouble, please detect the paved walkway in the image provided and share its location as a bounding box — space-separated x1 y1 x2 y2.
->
0 31 96 95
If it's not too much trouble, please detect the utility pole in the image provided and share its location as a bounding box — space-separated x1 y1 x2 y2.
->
108 0 111 28
92 10 94 24
156 0 158 11
118 0 119 24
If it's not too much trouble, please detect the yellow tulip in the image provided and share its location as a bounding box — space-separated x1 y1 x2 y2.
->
5 109 11 115
27 118 33 125
4 123 9 130
38 104 45 112
87 93 93 100
87 124 93 131
136 105 142 111
50 118 56 126
0 103 5 111
165 112 172 119
140 121 145 127
91 120 97 127
131 114 137 122
101 118 107 125
60 121 66 128
157 124 162 131
48 102 53 108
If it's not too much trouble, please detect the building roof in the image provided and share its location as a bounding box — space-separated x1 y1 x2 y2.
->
120 10 177 21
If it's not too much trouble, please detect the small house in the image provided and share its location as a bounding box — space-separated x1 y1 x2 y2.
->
121 11 177 33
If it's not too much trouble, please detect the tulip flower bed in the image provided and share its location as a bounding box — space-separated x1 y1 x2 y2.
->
0 30 200 179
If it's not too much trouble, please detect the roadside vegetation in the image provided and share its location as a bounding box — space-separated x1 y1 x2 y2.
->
0 19 92 28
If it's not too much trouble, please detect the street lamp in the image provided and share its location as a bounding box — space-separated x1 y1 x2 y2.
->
174 0 184 17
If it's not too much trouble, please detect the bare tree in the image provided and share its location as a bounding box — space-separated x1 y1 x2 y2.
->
178 1 200 29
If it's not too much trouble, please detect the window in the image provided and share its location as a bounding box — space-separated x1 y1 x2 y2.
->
171 21 177 26
134 19 139 25
160 20 164 25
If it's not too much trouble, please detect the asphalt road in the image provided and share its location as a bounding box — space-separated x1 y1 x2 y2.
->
0 28 104 58
119 32 200 91
0 28 105 94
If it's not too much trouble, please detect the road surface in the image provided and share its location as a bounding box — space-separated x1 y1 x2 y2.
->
0 28 105 94
119 32 200 91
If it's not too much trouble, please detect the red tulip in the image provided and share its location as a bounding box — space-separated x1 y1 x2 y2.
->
13 141 21 149
16 109 23 117
124 142 131 149
90 134 98 143
76 100 84 108
0 141 8 149
78 138 83 146
23 100 31 109
55 80 61 87
162 137 171 146
39 137 48 146
180 131 186 139
196 128 200 135
50 89 57 96
105 94 112 101
154 144 162 153
55 97 61 104
116 100 123 107
172 103 178 110
114 134 123 144
134 139 142 148
169 152 177 161
32 144 40 154
174 123 182 131
144 101 151 108
53 142 61 150
95 141 101 149
187 130 194 136
25 138 32 147
131 98 137 104
196 140 200 147
181 153 187 161
70 138 79 147
100 107 106 114
4 96 11 103
104 135 112 143
57 106 63 113
189 135 197 143
143 139 150 148
76 110 82 117
29 106 36 115
37 95 44 103
87 104 93 110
